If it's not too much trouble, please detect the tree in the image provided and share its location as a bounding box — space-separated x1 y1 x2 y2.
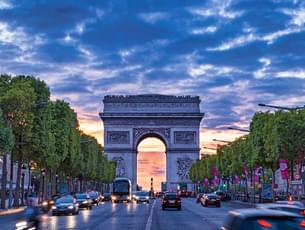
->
0 77 36 206
0 107 14 208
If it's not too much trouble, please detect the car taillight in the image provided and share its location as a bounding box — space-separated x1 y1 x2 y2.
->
300 220 305 227
300 210 305 215
257 219 272 228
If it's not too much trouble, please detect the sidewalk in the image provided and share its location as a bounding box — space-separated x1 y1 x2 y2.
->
0 207 25 216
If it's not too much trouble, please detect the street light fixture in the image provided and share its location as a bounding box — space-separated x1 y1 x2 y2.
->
258 103 305 111
227 127 250 132
212 139 231 144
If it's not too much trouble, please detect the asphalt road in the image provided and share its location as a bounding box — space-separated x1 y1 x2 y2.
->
0 199 250 230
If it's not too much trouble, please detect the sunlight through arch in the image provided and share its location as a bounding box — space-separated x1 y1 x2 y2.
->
137 137 166 191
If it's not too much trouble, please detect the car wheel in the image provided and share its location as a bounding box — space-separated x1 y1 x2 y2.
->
89 206 92 210
162 206 165 210
52 212 56 216
205 201 208 207
178 206 181 211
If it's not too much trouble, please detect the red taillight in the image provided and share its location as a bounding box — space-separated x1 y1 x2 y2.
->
257 219 272 228
300 210 305 215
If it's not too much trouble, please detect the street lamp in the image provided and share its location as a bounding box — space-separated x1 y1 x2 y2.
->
258 103 305 111
227 127 250 132
212 139 232 144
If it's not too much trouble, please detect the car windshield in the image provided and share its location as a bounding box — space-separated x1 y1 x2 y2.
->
138 192 149 196
238 217 304 230
56 198 73 204
165 194 177 199
75 194 88 199
89 192 98 198
208 195 217 199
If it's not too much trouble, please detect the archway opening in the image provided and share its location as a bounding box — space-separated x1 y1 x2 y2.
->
137 137 166 192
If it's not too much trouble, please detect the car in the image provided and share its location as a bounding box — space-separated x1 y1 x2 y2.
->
162 192 181 210
196 193 203 203
276 200 305 208
41 194 60 213
214 191 231 201
88 191 101 206
257 203 305 217
218 208 305 230
74 193 93 210
134 191 150 204
102 192 112 202
201 193 221 207
51 196 79 216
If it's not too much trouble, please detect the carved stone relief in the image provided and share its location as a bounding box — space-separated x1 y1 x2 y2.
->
106 131 130 144
174 131 196 144
176 157 193 181
112 156 126 177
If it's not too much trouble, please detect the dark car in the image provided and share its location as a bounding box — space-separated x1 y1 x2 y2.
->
75 193 92 210
41 195 60 213
276 200 305 208
214 191 231 201
102 192 112 202
51 196 79 216
162 193 181 210
135 191 150 204
257 203 305 217
201 193 221 207
219 208 305 230
88 191 101 206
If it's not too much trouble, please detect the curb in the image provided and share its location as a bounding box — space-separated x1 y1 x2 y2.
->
0 207 25 216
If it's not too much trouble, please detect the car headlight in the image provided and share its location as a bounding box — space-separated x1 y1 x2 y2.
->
111 196 116 200
146 196 149 199
16 221 27 228
50 201 54 204
82 201 88 204
42 201 48 206
135 196 139 199
52 206 57 209
68 205 74 209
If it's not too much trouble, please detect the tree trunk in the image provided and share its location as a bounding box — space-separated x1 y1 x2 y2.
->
13 150 22 207
1 154 7 209
51 171 56 196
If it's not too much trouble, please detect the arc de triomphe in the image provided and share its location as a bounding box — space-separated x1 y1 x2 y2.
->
100 95 204 191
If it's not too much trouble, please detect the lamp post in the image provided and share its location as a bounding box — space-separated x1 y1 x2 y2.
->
55 173 59 195
21 164 26 206
41 169 46 202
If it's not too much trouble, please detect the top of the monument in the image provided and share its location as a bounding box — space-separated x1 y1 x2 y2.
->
103 94 201 103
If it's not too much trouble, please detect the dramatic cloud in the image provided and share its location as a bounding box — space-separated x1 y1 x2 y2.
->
1 0 305 188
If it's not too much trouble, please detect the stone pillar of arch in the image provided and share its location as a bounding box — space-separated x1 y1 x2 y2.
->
100 94 204 191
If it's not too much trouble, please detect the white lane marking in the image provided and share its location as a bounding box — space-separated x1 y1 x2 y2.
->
145 200 156 230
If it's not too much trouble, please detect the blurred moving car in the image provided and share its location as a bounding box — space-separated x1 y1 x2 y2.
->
51 196 79 216
201 193 221 207
75 193 92 210
102 192 112 202
162 192 181 211
257 203 305 217
41 195 60 213
196 193 203 203
219 208 305 230
134 191 150 204
214 191 231 201
276 200 305 208
88 191 101 206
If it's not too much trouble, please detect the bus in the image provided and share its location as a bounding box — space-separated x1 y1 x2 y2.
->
112 177 132 203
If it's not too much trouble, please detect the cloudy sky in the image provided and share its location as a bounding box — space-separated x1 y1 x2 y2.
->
1 0 305 189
